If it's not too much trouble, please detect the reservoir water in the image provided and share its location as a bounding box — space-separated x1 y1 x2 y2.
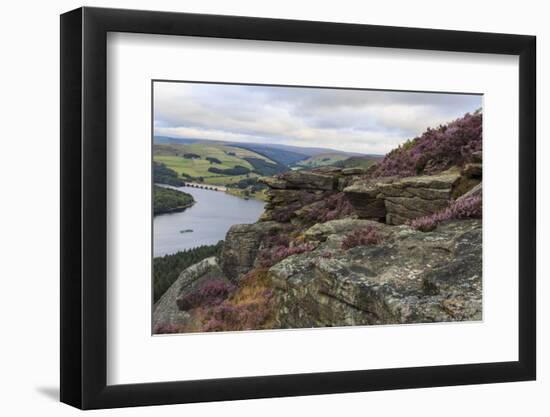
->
154 186 265 257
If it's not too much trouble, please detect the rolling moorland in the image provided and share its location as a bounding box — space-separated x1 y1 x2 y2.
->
153 138 382 200
153 110 483 332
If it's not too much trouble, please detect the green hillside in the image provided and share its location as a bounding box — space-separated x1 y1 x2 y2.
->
153 143 286 186
155 144 262 175
334 155 382 169
295 153 350 168
232 143 308 165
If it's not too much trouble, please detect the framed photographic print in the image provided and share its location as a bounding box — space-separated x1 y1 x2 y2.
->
60 7 536 409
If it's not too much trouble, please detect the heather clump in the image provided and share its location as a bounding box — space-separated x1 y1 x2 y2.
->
199 269 275 332
341 225 383 250
407 194 482 232
305 192 354 223
270 205 298 223
370 111 482 178
176 279 236 311
202 300 273 332
258 242 316 268
153 323 183 335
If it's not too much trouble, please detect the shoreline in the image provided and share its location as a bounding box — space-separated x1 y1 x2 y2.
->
157 180 266 202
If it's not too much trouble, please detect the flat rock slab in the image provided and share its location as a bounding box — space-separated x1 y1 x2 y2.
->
377 171 461 224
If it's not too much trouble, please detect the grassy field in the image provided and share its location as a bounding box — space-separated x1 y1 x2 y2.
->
203 173 260 185
153 143 274 182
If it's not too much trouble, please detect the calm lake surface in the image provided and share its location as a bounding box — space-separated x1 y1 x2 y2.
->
154 186 265 257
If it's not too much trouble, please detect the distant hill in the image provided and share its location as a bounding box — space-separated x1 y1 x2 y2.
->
295 153 350 169
153 136 377 164
334 155 383 170
154 136 204 145
230 143 308 166
264 143 365 158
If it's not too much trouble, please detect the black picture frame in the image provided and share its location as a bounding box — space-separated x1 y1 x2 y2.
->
60 6 536 410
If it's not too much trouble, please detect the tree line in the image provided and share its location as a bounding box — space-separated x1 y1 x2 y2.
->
153 185 194 215
153 241 224 303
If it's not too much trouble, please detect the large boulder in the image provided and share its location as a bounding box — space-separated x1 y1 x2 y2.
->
153 257 225 330
265 189 324 206
376 170 461 225
260 188 335 224
221 221 286 281
274 171 337 191
269 219 482 328
343 169 480 225
259 170 345 224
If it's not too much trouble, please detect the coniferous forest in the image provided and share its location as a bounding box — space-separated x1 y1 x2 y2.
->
153 241 224 302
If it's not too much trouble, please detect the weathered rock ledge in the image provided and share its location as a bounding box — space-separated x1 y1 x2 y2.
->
344 170 464 225
259 166 481 227
269 218 482 328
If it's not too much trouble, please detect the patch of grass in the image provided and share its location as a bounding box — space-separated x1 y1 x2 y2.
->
153 155 222 178
226 187 268 201
203 173 259 185
199 269 275 332
208 165 251 176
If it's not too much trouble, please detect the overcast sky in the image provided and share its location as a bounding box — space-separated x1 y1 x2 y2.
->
154 82 482 155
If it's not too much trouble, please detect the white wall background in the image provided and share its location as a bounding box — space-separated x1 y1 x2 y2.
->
0 0 546 415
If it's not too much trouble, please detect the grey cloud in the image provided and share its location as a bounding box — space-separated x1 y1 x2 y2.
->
153 82 482 154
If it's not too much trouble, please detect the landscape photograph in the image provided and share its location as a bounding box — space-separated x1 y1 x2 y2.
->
152 81 483 334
